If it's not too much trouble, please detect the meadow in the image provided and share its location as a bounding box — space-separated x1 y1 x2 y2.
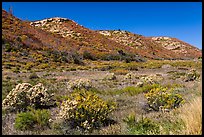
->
2 59 202 135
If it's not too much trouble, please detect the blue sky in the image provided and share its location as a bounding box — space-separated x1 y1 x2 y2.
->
2 2 202 49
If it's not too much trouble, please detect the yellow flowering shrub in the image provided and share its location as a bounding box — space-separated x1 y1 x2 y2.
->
58 90 116 131
144 86 184 111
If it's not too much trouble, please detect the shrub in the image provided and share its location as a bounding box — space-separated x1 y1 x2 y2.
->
111 84 161 96
139 74 163 85
37 63 49 69
123 113 160 135
15 108 51 131
101 54 121 61
104 73 116 80
110 69 129 75
72 52 84 65
184 69 200 82
167 71 186 80
67 78 93 91
144 86 185 111
58 90 116 131
15 111 35 130
12 66 20 73
29 72 39 79
4 43 12 52
124 72 135 79
83 51 96 60
2 83 55 112
2 80 16 100
24 62 35 70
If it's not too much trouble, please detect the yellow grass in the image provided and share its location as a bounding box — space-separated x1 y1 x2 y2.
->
179 96 202 135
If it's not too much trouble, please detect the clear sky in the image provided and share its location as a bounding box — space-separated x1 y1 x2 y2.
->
2 2 202 49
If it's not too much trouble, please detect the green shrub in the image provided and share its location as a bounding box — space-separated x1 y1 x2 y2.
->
37 63 49 69
2 80 16 100
15 111 35 130
123 114 160 135
15 108 51 131
4 43 12 52
167 71 186 80
83 51 97 60
58 90 116 131
24 62 35 70
144 86 185 111
101 54 121 61
29 72 39 79
123 112 136 128
111 84 161 96
72 52 84 65
12 67 20 73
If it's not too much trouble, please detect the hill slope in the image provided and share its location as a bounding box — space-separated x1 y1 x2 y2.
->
150 36 201 58
2 9 144 66
2 9 202 71
97 30 202 59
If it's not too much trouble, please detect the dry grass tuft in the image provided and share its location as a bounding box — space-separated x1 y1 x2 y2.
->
179 96 202 135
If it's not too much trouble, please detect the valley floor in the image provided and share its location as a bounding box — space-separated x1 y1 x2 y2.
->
2 60 202 135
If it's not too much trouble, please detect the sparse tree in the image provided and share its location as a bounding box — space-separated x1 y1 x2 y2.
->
9 6 13 15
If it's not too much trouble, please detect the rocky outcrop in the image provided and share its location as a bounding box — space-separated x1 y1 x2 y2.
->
97 30 143 49
151 36 202 58
30 17 82 38
30 17 69 26
98 30 202 59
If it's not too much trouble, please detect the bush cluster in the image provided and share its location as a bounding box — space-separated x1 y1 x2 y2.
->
184 69 200 82
144 86 184 111
67 78 93 91
58 90 116 131
29 72 39 79
2 83 55 112
124 72 135 80
104 73 116 80
111 84 161 96
139 74 163 85
100 52 146 63
15 107 51 131
123 113 160 135
83 51 97 61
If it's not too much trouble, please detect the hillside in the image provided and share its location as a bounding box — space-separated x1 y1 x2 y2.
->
97 30 202 59
150 36 202 58
29 16 139 58
2 9 202 72
2 9 141 70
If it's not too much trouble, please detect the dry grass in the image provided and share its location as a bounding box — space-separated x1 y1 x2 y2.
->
92 124 122 135
179 96 202 135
